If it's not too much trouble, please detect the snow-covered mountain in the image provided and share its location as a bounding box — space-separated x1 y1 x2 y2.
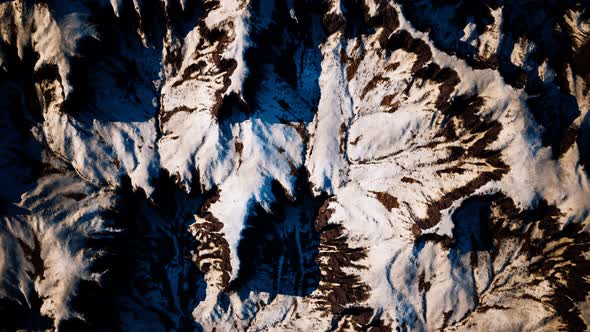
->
1 0 589 330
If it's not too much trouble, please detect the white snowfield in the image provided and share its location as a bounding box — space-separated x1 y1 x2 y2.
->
0 0 589 331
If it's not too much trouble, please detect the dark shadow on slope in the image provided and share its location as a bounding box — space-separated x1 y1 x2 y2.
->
228 172 323 297
526 87 580 158
0 299 53 332
58 1 204 123
0 38 43 215
451 196 495 254
61 172 207 331
59 2 163 122
578 111 590 176
223 0 324 126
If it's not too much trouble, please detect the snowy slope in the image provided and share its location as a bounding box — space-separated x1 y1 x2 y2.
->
0 0 589 331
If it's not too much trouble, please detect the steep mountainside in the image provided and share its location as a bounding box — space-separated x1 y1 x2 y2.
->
0 0 589 331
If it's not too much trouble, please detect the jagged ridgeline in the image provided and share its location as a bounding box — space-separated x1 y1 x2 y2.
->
0 0 589 331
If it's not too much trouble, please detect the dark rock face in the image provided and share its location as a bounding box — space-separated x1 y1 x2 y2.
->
0 0 589 331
